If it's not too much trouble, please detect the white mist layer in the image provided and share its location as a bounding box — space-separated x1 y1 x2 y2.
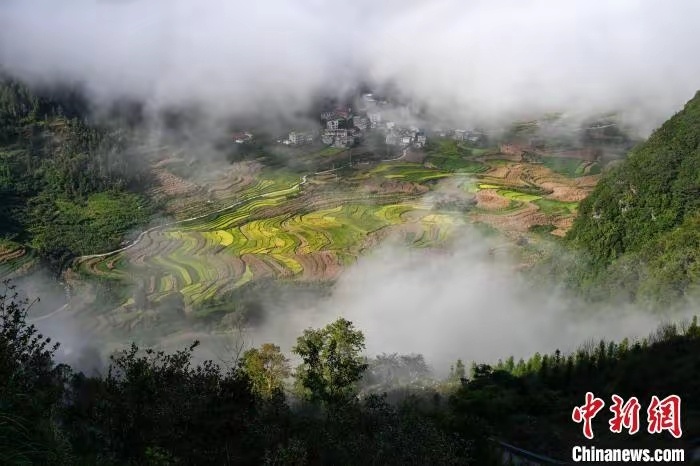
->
2 1 700 132
242 232 682 376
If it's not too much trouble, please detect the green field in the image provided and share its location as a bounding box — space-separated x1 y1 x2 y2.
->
539 157 590 178
424 139 490 173
533 198 579 216
497 189 542 202
361 163 453 183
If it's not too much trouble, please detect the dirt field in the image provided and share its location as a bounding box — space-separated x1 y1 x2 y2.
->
475 189 511 210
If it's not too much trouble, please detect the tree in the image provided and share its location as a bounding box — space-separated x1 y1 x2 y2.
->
64 341 258 465
292 318 367 406
454 359 466 380
363 353 432 392
447 359 467 384
0 280 71 463
241 343 291 399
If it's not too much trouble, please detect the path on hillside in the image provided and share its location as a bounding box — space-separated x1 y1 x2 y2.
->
30 304 68 323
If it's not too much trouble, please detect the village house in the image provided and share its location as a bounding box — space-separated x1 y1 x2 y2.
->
415 132 427 148
232 131 253 144
332 129 349 148
453 129 467 141
353 116 369 131
465 131 484 143
321 128 351 148
368 112 382 128
321 130 334 145
400 131 414 146
321 108 353 133
288 131 314 145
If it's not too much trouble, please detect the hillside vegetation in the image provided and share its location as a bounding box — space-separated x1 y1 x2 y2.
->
564 91 700 306
0 79 153 270
1 280 697 465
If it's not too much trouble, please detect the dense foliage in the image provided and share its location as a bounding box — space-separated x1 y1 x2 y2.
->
0 285 474 465
455 319 700 458
1 280 696 464
0 79 153 270
564 91 700 306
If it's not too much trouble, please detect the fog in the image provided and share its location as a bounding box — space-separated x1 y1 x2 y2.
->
237 225 689 377
2 1 700 134
3 0 699 376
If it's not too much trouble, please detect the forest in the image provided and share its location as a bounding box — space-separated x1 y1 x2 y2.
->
0 79 153 270
2 281 698 465
543 91 700 309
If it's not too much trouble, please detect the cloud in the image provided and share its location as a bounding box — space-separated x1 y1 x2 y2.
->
236 224 685 377
1 0 699 131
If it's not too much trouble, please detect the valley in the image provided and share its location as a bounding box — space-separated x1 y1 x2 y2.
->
5 138 604 342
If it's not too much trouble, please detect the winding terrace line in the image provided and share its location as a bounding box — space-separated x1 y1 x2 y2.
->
35 155 422 322
29 176 309 324
77 175 308 262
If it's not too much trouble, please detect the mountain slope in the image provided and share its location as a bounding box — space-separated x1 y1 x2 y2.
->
0 78 153 271
565 91 700 305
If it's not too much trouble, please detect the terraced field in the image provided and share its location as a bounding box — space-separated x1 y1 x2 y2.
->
469 155 598 237
73 164 464 324
49 144 603 335
0 240 38 279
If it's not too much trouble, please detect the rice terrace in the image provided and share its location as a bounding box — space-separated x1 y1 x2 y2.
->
2 135 603 340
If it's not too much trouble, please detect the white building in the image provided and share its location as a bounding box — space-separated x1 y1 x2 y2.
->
232 131 253 144
321 130 335 145
353 116 369 131
321 129 350 148
289 131 313 145
385 132 400 146
333 129 348 147
368 112 382 128
327 119 340 131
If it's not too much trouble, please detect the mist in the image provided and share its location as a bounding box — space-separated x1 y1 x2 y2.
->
2 0 700 134
232 223 689 378
3 0 699 377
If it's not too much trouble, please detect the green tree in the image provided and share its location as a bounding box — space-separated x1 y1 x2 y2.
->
241 343 291 399
448 359 466 384
292 318 368 406
0 280 71 464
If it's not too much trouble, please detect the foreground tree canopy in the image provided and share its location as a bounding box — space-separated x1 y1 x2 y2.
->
2 279 699 464
292 318 368 406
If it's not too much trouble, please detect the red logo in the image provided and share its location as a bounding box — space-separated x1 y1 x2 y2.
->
609 395 641 435
573 393 682 439
572 392 606 440
647 395 682 438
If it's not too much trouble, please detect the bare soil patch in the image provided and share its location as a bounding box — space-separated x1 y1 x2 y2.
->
475 190 511 210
